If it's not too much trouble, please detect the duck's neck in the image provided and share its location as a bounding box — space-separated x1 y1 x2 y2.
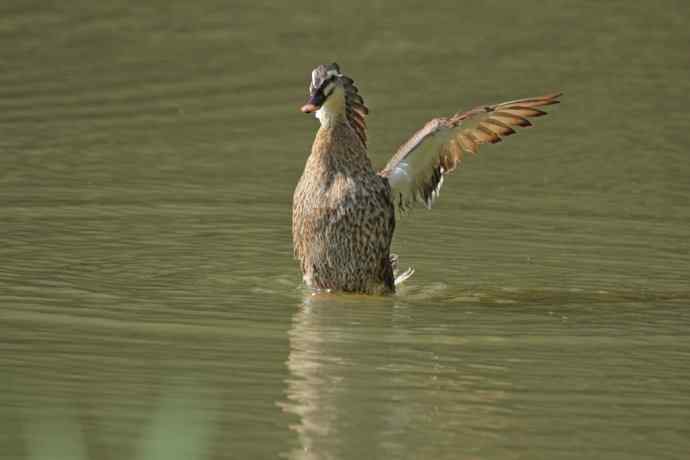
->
308 122 373 179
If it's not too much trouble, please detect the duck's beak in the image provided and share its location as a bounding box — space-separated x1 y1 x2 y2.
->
300 103 319 113
301 90 326 114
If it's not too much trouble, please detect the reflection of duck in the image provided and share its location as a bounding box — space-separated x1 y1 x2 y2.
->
280 296 512 459
292 62 561 294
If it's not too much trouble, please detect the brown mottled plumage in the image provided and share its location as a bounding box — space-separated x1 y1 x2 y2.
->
293 63 561 294
293 64 395 294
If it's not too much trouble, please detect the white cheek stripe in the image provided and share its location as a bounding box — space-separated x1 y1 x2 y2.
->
323 82 335 96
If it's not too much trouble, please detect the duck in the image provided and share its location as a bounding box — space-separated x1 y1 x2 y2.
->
292 63 561 295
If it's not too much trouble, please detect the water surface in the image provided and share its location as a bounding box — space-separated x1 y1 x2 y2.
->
1 1 689 459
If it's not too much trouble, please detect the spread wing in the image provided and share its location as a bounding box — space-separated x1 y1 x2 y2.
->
379 93 561 212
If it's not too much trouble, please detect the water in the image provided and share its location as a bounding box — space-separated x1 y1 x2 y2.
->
1 1 689 459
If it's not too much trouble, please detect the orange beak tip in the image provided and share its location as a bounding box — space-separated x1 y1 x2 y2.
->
300 103 318 114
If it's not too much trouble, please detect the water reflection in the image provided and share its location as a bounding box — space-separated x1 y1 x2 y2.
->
282 294 513 459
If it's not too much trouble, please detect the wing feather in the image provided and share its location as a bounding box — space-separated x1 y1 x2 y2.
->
379 92 561 213
491 112 533 127
481 119 516 136
456 134 477 156
497 106 547 117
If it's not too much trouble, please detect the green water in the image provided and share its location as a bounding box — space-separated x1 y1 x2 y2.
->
1 1 689 459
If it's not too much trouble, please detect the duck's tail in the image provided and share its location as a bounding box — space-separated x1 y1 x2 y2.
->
390 254 415 286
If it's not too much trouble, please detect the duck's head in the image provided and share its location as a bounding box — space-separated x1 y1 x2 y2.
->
300 63 345 114
300 63 369 145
